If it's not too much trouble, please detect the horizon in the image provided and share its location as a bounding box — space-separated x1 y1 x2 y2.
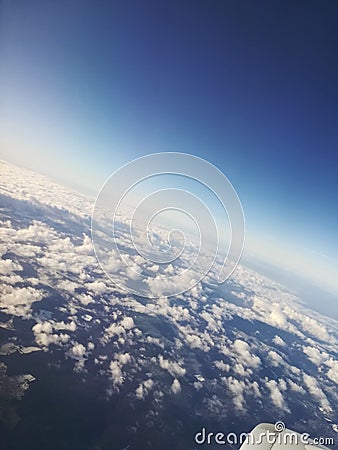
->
1 1 337 298
1 156 337 302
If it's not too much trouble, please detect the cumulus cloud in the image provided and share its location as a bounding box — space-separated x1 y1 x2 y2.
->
272 335 287 347
70 343 86 358
223 376 246 411
0 258 23 275
326 359 338 384
158 355 186 378
109 361 124 386
214 360 230 372
222 339 261 372
302 373 332 413
303 345 327 366
0 286 44 318
135 383 145 399
115 352 131 365
288 379 306 394
265 379 289 412
171 378 181 394
135 378 154 399
267 350 285 367
85 281 107 295
302 346 338 385
53 320 77 332
120 316 134 330
32 321 70 349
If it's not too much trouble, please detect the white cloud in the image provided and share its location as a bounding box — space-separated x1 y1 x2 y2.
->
135 383 145 399
70 343 86 358
303 345 327 366
158 355 186 378
267 350 284 367
326 359 338 384
120 316 134 330
171 378 181 394
265 379 289 411
135 378 154 399
224 339 261 370
109 360 124 386
272 335 286 347
0 286 44 318
32 321 71 349
223 376 246 411
33 322 53 335
0 258 23 275
85 281 107 295
115 352 131 365
214 360 230 372
302 373 332 413
302 346 338 385
53 320 77 332
288 379 306 394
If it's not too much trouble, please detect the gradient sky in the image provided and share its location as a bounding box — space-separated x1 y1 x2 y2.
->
0 1 337 294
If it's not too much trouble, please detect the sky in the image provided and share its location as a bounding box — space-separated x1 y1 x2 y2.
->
0 0 337 295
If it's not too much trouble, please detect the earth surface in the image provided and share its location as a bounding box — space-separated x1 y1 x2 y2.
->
0 160 337 450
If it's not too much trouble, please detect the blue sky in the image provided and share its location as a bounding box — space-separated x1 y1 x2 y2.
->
0 1 337 294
